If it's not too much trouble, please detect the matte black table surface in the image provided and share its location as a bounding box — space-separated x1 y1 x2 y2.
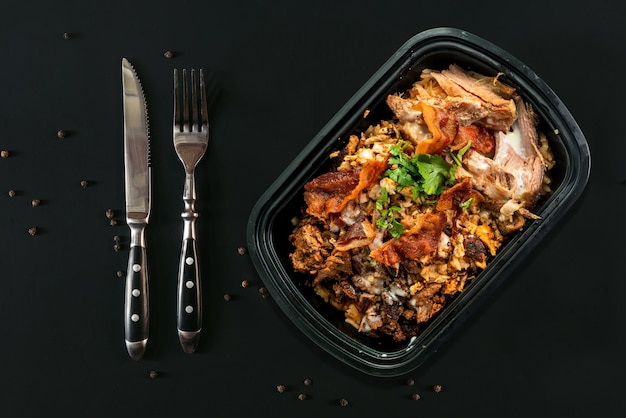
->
1 1 623 416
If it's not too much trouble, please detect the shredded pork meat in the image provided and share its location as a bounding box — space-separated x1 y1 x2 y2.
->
289 65 554 342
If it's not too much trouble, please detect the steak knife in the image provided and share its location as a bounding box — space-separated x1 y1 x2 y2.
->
121 57 151 361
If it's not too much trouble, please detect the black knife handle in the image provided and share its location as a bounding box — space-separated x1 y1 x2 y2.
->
124 244 149 360
177 237 202 350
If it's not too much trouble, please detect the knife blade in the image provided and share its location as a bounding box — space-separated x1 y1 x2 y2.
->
121 57 151 361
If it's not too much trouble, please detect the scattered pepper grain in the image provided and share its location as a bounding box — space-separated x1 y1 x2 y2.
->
8 189 16 197
113 243 121 252
241 280 250 288
297 393 307 401
433 384 443 393
303 378 312 386
406 378 415 386
116 270 125 278
223 294 232 301
411 393 421 400
149 370 158 379
31 199 41 207
80 180 89 188
276 384 286 393
110 219 118 226
62 32 71 40
237 246 247 255
28 226 38 236
1 150 9 158
339 398 349 407
57 129 67 138
105 208 115 219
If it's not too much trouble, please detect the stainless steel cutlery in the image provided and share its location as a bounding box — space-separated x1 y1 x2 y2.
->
121 58 151 361
120 60 209 358
173 68 209 354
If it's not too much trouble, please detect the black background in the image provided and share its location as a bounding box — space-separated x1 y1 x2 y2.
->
0 1 623 417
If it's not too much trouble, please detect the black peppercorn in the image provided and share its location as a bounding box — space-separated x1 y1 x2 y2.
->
411 393 421 400
237 246 247 255
297 393 307 401
28 226 37 236
163 50 174 59
339 398 349 407
433 384 442 393
8 189 16 197
149 370 158 379
80 180 89 188
276 384 286 393
31 199 41 207
105 209 115 219
1 150 9 158
57 129 67 138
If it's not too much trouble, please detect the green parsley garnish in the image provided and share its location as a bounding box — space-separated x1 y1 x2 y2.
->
450 140 472 167
375 187 404 238
414 154 452 195
459 197 474 212
374 141 462 238
384 141 456 197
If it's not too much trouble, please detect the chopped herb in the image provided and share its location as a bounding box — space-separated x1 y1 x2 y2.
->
376 187 388 211
414 154 452 195
459 197 474 212
375 141 460 237
383 141 455 198
451 140 472 167
375 187 404 238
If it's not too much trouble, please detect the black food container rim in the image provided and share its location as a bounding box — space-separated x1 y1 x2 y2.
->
247 27 591 377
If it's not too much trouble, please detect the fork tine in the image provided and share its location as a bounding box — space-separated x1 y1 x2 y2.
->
191 69 199 132
182 69 190 132
199 69 208 132
173 68 180 132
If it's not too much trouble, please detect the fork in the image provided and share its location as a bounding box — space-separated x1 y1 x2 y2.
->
173 68 209 353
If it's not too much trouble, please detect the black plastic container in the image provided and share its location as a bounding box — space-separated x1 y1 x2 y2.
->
247 28 591 377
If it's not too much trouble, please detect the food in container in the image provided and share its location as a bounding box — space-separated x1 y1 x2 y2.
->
247 28 590 376
289 64 555 343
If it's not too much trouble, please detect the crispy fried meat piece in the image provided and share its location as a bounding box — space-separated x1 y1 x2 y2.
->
436 177 484 213
304 170 359 219
289 223 333 274
411 283 444 323
450 125 495 156
429 64 517 131
314 251 353 284
334 220 377 252
370 212 447 267
304 159 388 220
